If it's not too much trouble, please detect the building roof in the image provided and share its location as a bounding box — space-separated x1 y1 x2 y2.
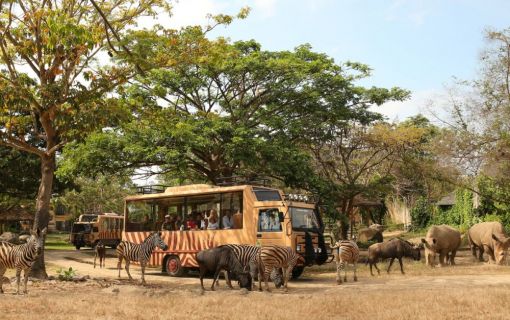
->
0 206 34 221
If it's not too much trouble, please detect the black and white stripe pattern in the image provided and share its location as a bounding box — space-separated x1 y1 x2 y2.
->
258 245 301 292
0 228 46 294
116 232 168 284
332 240 359 284
224 244 283 290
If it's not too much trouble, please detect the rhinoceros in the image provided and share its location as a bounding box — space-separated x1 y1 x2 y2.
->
467 221 510 265
421 225 461 267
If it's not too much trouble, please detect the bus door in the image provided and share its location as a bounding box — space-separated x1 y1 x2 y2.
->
256 207 286 246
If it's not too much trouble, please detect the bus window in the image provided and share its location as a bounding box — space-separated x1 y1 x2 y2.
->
253 187 282 201
127 198 185 232
258 208 282 232
102 218 108 231
220 192 243 229
186 194 221 230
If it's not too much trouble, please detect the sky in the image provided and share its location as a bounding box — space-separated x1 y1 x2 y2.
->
142 0 510 122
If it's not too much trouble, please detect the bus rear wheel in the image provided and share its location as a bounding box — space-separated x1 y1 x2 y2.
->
165 255 187 277
291 266 305 279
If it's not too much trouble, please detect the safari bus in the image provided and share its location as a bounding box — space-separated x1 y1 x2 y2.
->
70 213 124 250
122 182 330 278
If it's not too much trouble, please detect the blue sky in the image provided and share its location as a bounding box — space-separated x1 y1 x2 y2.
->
149 0 510 121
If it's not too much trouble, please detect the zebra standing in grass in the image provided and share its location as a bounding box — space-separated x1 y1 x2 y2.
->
331 240 359 285
116 232 168 285
0 228 46 294
258 245 303 292
224 244 283 290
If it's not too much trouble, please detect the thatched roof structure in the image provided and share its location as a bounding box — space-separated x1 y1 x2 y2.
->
0 206 34 221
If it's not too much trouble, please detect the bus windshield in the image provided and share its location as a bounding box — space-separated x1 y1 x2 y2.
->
290 207 320 232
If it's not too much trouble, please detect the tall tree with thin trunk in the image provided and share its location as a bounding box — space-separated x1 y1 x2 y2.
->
0 0 170 278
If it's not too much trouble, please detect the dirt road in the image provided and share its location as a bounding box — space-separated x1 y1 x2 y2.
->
43 247 510 292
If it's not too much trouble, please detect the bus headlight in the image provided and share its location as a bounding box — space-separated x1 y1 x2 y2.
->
296 245 302 252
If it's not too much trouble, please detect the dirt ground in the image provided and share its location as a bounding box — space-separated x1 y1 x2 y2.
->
1 247 510 319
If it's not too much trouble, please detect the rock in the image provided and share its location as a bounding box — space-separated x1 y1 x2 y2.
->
358 228 383 243
369 224 385 233
72 276 88 282
0 232 19 244
112 287 120 294
239 288 249 295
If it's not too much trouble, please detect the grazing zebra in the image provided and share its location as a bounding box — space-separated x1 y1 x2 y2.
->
258 245 303 292
331 240 359 284
224 244 283 290
116 232 168 285
0 228 46 294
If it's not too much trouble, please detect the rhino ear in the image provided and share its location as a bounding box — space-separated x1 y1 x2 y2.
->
492 234 502 243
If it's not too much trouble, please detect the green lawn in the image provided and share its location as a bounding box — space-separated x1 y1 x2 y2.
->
45 233 74 250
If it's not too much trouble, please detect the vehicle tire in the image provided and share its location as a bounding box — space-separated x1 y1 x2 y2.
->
165 255 187 277
291 266 305 279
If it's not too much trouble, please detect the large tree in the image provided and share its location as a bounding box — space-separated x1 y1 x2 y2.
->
58 28 409 190
0 0 170 278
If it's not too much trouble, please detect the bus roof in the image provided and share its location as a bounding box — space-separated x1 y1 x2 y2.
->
125 184 280 201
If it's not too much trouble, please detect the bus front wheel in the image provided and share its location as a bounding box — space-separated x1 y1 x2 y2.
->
165 255 187 277
291 266 305 279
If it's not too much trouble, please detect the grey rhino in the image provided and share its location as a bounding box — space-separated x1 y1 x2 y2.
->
467 221 510 265
421 224 461 267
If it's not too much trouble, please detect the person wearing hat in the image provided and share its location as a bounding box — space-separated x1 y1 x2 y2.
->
161 214 174 231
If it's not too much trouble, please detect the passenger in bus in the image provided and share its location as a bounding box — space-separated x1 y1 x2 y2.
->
161 215 174 231
222 211 233 229
260 211 270 231
233 210 242 229
193 212 202 230
207 209 219 230
175 215 184 231
186 212 198 230
269 213 281 231
199 211 208 230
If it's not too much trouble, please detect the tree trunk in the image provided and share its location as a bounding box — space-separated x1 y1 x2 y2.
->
30 154 55 279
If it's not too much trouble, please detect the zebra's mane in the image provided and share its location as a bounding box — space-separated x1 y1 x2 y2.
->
142 232 157 244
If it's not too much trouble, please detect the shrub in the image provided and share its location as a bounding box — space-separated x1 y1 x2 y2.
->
410 196 432 230
57 267 76 281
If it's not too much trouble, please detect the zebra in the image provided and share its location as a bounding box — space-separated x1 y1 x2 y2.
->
0 227 46 294
257 245 303 292
116 232 168 285
224 244 283 290
331 240 359 284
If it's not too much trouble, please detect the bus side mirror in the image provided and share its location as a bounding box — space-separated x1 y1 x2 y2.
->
278 212 285 223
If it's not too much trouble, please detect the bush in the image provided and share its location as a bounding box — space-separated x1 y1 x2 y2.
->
57 267 76 281
410 196 432 230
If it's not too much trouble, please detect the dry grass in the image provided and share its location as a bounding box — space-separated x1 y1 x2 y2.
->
1 248 510 320
1 278 509 320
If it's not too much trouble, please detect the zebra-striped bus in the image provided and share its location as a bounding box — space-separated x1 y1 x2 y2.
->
122 183 330 278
